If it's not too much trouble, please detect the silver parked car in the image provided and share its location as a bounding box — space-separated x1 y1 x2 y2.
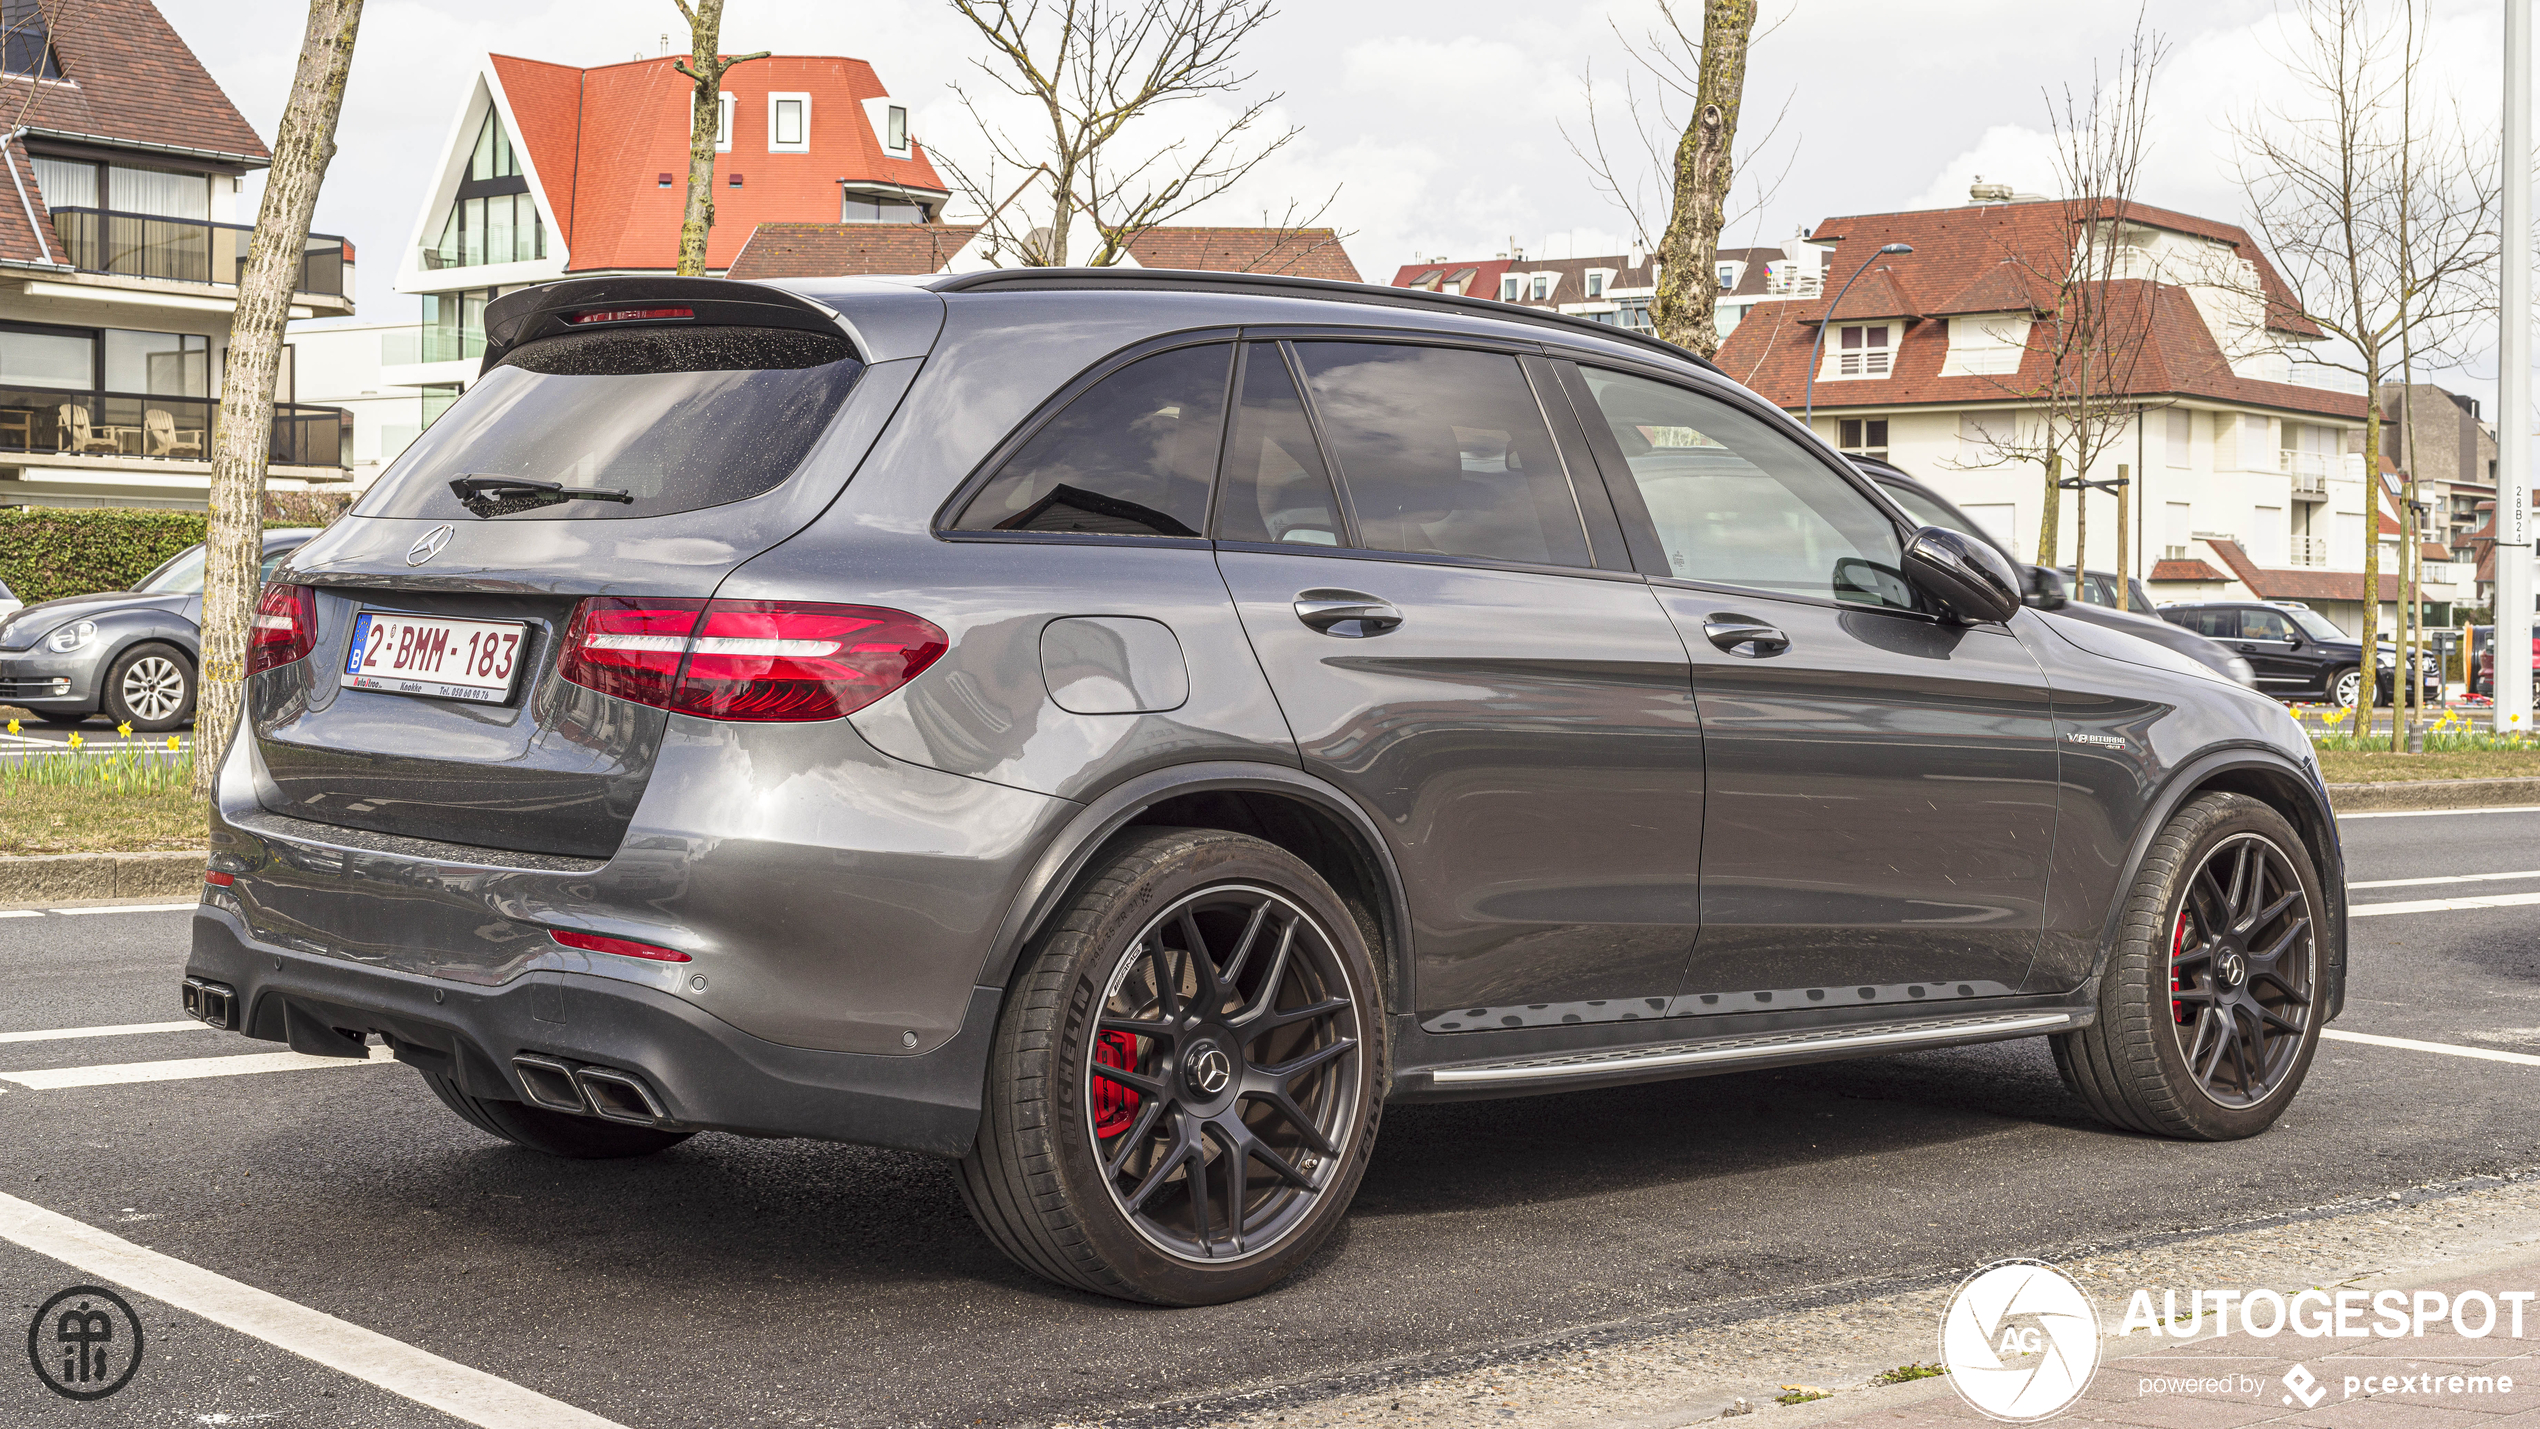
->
185 272 2346 1305
0 530 316 730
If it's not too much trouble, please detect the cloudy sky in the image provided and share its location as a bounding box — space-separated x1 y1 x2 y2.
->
161 0 2517 397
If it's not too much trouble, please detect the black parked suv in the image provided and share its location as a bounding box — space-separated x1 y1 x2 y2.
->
2161 600 2436 708
184 271 2346 1305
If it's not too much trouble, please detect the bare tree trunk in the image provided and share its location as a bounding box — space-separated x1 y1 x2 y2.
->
2072 471 2089 596
1649 0 1755 357
672 1 766 278
2352 399 2384 737
2036 450 2062 567
194 0 362 796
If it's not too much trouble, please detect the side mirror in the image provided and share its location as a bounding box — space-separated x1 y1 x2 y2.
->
2021 564 2069 611
1902 525 2023 624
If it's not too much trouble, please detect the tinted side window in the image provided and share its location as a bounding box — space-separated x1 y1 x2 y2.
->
1577 367 1910 608
1214 343 1343 546
2173 609 2236 638
1294 342 1591 568
952 343 1231 538
2240 609 2292 642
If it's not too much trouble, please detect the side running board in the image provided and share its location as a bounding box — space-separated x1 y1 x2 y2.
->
1426 1010 2079 1088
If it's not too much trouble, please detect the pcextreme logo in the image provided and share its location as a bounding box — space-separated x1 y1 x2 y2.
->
1940 1259 2102 1422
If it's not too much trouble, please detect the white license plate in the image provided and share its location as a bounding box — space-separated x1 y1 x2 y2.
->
341 610 527 703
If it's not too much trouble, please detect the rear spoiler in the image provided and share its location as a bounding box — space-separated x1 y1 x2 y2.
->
479 277 845 374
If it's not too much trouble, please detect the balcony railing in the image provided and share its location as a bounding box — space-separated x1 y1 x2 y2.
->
0 387 349 468
45 208 355 301
2289 535 2331 567
378 327 483 367
2288 469 2330 499
1763 270 1823 298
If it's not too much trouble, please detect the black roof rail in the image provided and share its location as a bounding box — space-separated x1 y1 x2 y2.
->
925 266 1724 375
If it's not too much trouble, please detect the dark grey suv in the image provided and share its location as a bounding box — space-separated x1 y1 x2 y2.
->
185 272 2346 1305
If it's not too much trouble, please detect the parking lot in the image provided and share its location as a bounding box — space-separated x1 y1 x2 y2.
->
3 804 2538 1427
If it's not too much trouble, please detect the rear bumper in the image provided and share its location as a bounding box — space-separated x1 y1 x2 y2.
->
186 908 998 1157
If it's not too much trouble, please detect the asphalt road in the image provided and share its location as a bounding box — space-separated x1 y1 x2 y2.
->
1 805 2537 1427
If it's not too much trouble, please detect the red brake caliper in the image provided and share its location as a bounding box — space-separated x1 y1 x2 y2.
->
1092 1030 1141 1138
2170 908 2193 1025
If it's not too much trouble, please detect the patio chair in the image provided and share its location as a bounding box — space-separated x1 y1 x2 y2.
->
57 404 120 455
143 407 203 458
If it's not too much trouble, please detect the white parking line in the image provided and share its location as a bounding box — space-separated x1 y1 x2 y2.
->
0 1045 395 1089
2338 805 2540 820
2348 890 2540 919
2323 1028 2540 1067
0 909 37 918
2351 868 2540 890
0 1191 628 1429
0 1020 207 1045
51 902 198 915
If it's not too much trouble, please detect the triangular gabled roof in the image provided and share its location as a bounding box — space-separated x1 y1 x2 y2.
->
5 0 269 164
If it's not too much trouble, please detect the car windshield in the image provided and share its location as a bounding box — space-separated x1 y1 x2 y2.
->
135 545 205 593
2284 608 2348 641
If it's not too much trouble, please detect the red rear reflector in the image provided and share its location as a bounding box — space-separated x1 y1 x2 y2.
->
558 598 945 723
570 306 694 325
550 928 691 963
203 870 234 887
247 583 317 674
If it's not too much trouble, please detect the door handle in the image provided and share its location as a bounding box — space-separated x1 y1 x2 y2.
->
1703 614 1789 658
1293 589 1402 638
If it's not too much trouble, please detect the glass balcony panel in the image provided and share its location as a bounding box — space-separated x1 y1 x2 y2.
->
44 207 351 297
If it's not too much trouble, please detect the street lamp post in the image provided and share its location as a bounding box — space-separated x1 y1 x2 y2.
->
2500 0 2534 733
1804 242 1914 432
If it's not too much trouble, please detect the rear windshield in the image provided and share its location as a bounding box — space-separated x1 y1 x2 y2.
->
355 325 862 521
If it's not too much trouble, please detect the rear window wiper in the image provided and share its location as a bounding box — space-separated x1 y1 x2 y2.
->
448 474 636 517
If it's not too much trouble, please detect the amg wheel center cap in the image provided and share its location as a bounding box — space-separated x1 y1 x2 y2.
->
1183 1040 1234 1098
2218 951 2248 988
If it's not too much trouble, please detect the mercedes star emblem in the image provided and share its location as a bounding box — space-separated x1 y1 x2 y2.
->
406 524 455 566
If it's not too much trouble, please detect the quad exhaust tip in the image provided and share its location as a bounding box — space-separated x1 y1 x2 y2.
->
509 1053 671 1126
180 976 234 1031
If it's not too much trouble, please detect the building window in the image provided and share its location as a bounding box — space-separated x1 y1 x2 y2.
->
426 111 544 269
32 158 211 219
420 289 494 363
1613 297 1653 332
1 0 62 80
1531 273 1550 301
769 93 810 152
887 105 908 152
1716 263 1737 290
1836 324 1892 377
716 92 734 152
1837 418 1890 461
1585 270 1605 298
1500 275 1520 301
840 193 925 224
0 321 96 389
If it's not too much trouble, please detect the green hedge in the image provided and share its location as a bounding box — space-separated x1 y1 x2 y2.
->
0 498 350 606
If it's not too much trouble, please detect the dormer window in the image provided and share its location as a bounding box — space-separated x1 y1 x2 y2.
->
1530 273 1551 301
769 93 810 153
1835 324 1893 377
1499 275 1520 301
1585 270 1604 298
887 105 908 152
715 92 734 153
1716 263 1738 290
1 0 61 79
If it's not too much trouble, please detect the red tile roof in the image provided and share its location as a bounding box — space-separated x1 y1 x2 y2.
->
2150 558 2227 582
724 223 1362 281
2202 538 2407 603
1713 200 2362 420
1394 246 1784 307
5 0 269 164
1392 257 1513 297
1125 227 1360 281
490 53 948 275
726 222 980 279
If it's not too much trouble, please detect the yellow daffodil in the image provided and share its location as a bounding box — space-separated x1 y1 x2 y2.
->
167 736 180 751
3 718 15 735
67 731 82 749
116 721 132 738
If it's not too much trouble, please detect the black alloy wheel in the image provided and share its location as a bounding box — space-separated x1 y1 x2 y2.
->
2165 832 2316 1108
959 827 1385 1305
1087 883 1364 1263
2052 791 2326 1141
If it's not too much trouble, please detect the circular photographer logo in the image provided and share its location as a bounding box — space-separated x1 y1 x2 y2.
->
1939 1259 2099 1422
26 1285 144 1401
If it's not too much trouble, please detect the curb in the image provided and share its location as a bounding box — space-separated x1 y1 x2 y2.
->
2326 776 2540 812
0 850 202 904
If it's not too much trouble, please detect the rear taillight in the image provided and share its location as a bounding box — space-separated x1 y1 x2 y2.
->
247 583 317 674
557 598 706 708
558 598 945 723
